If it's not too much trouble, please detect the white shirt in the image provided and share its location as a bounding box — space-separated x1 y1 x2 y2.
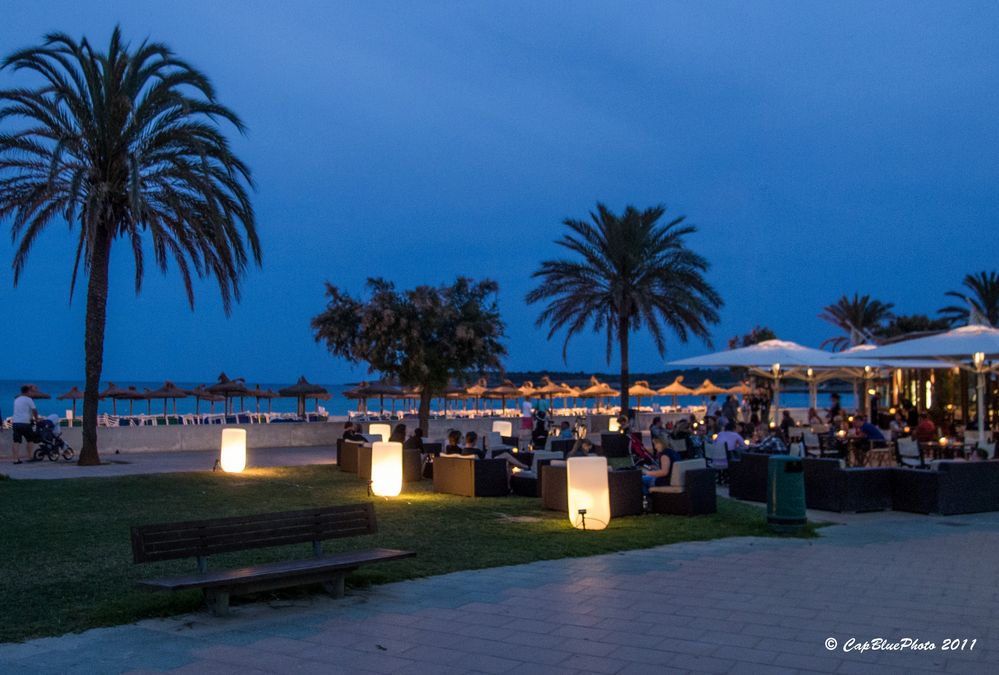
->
12 395 36 424
522 401 532 417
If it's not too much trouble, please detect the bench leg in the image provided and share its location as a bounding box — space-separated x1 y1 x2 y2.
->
204 589 230 616
322 574 345 598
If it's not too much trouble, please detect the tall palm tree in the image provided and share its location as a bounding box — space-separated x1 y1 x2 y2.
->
0 28 260 465
940 271 999 327
818 293 894 351
526 202 722 414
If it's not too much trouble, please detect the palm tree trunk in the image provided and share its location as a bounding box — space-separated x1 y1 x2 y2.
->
619 315 631 416
418 388 432 433
79 232 112 466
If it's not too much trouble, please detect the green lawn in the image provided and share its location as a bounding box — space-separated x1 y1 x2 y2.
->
0 465 809 643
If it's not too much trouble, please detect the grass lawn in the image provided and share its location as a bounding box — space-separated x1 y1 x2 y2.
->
0 465 811 643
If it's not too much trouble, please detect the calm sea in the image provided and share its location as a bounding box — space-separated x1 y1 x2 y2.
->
0 379 855 419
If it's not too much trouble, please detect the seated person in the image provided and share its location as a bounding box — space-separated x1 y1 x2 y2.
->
442 429 471 456
557 421 573 440
567 438 595 458
914 413 937 443
807 408 822 426
852 415 886 447
462 431 485 459
389 423 407 443
403 427 424 451
641 438 680 495
616 415 630 434
889 412 906 439
670 419 691 441
649 416 667 443
341 421 365 442
714 422 746 452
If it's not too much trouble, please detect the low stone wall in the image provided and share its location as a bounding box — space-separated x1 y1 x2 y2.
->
0 421 339 456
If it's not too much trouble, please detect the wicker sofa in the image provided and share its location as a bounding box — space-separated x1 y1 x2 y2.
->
802 458 893 513
539 464 643 517
433 455 508 497
337 439 362 474
599 433 630 458
727 452 771 503
892 460 999 515
648 459 717 515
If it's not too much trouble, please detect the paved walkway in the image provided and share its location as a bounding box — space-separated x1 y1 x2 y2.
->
1 446 336 479
4 512 999 674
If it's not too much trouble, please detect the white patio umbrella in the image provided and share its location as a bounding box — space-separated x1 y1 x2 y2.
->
835 325 999 440
669 340 837 423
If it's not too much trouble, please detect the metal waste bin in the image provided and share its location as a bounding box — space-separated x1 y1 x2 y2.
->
767 454 806 533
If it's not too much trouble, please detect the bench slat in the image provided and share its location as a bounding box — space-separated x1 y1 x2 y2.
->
137 547 414 591
131 504 377 563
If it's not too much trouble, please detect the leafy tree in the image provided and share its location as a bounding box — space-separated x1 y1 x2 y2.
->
526 202 722 414
728 325 777 350
875 314 951 340
312 277 506 430
0 28 259 464
940 271 999 327
818 294 894 351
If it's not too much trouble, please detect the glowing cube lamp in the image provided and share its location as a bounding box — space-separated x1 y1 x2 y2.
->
371 441 403 497
492 420 513 437
608 417 620 432
566 456 611 530
220 428 247 473
369 423 391 443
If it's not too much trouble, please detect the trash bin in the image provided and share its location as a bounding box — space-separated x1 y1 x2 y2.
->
767 454 806 533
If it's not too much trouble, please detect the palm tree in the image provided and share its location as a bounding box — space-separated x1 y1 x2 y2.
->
526 202 722 414
0 28 260 465
818 293 894 351
940 271 999 327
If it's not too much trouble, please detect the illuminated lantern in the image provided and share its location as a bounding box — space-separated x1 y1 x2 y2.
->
566 456 610 531
371 441 403 497
369 423 391 443
492 420 513 436
608 417 620 432
220 428 246 473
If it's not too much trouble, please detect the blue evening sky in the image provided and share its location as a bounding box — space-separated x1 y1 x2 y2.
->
2 1 998 384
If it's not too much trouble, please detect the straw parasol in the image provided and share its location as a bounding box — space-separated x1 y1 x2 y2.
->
657 376 693 406
726 382 751 395
206 372 249 414
484 379 521 413
146 381 189 418
278 376 330 417
99 382 129 415
187 385 224 415
519 381 536 397
628 380 658 408
532 376 566 406
578 376 620 412
57 386 85 416
692 379 728 396
23 384 50 399
245 385 280 413
464 378 488 413
366 380 403 414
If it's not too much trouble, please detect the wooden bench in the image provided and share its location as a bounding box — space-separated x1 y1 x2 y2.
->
130 503 414 615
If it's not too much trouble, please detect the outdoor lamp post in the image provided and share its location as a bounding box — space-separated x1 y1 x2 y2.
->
771 363 781 424
973 352 987 441
567 456 611 530
806 368 818 411
220 428 247 473
370 441 403 497
369 423 391 443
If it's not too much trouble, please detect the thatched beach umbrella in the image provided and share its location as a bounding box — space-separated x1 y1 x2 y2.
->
485 380 521 414
206 372 249 414
365 380 402 414
579 376 620 412
147 381 189 418
532 376 565 407
188 385 225 415
57 386 84 416
99 382 129 415
245 385 280 413
629 380 658 409
23 384 50 399
692 379 728 397
279 376 329 417
657 376 694 407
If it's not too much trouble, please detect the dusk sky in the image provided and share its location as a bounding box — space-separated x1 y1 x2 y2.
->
2 1 998 385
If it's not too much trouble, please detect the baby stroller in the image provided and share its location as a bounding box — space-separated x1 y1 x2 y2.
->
628 432 657 469
33 415 75 462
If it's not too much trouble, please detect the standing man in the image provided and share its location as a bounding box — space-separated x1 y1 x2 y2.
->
11 385 39 464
